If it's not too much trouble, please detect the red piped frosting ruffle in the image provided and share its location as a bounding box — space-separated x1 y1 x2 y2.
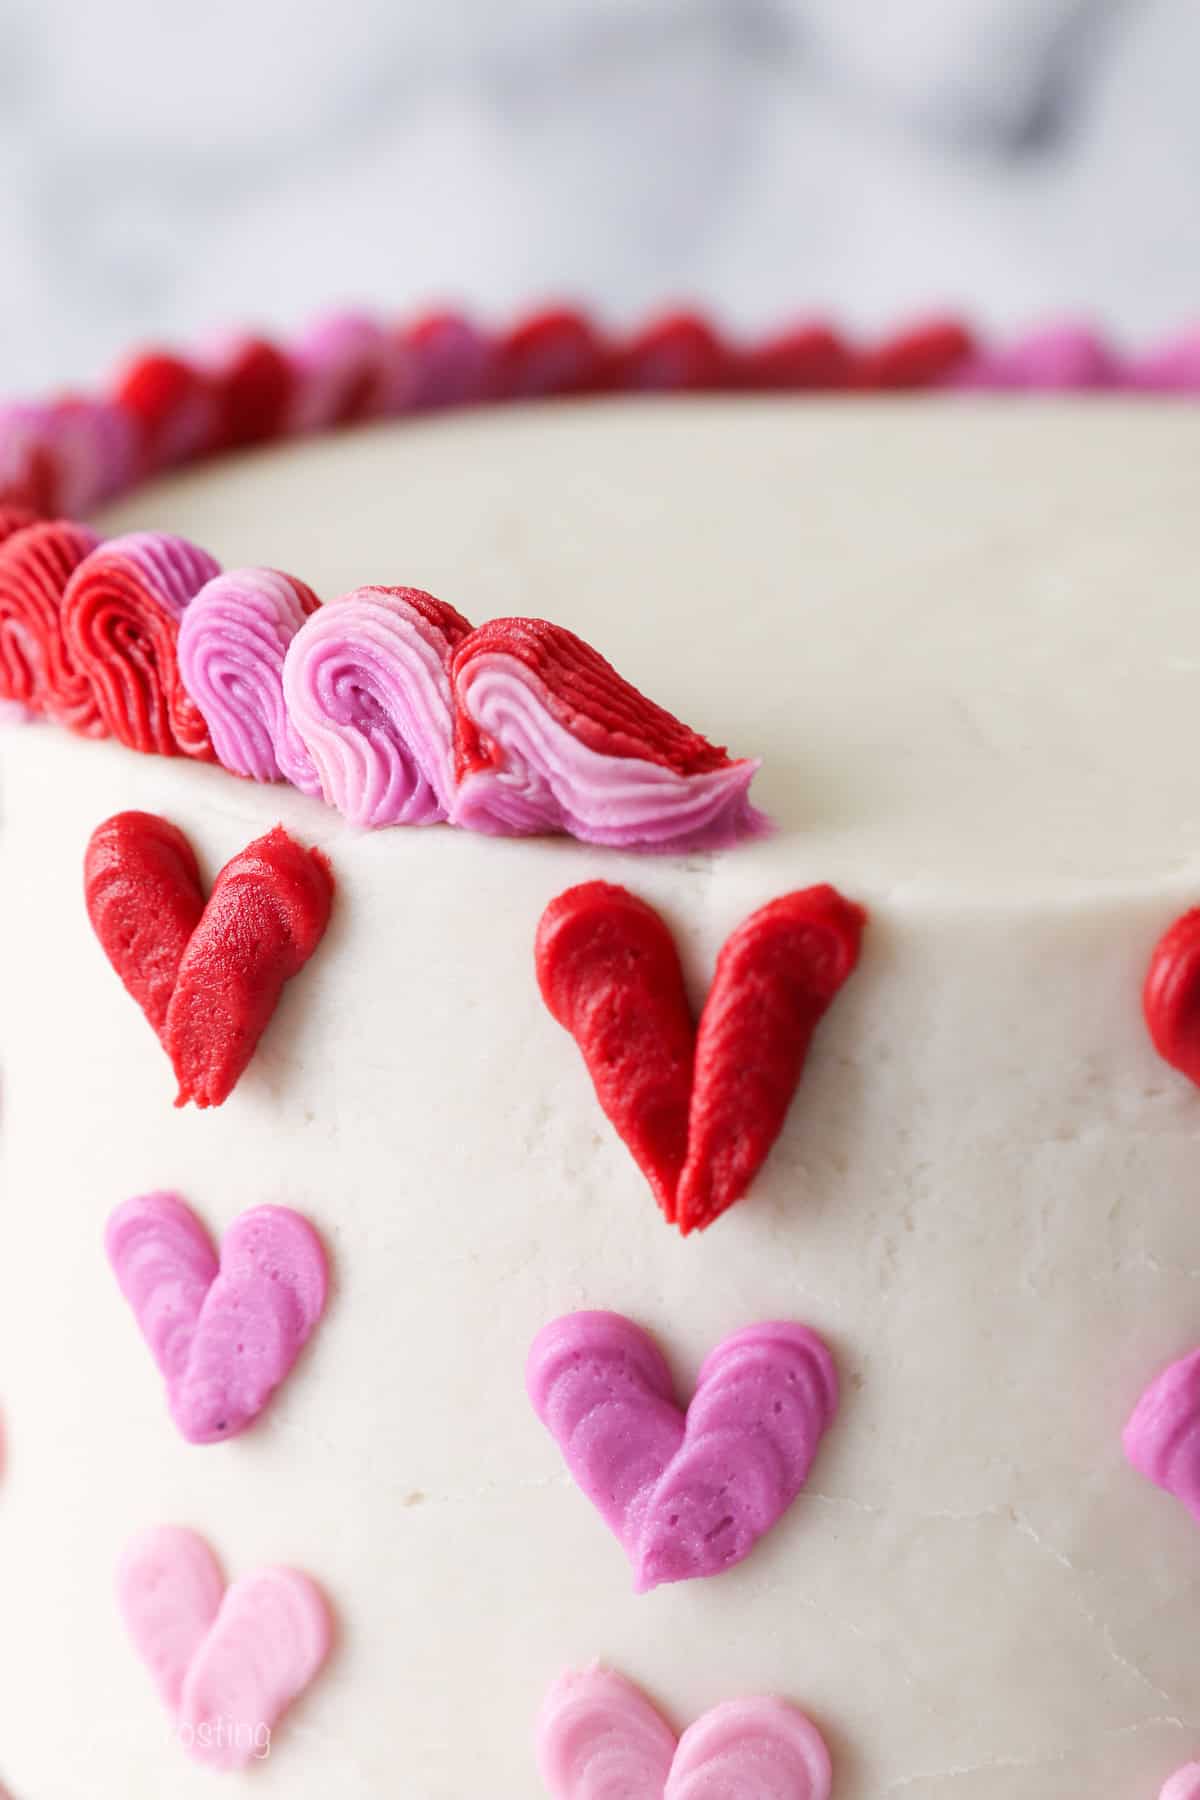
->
1 303 1197 854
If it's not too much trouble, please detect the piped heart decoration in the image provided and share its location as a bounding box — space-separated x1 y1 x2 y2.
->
1144 908 1200 1088
106 1192 328 1444
536 1667 833 1800
84 811 334 1107
1123 1346 1200 1522
535 881 866 1233
527 1311 838 1591
117 1526 330 1770
1162 1766 1200 1800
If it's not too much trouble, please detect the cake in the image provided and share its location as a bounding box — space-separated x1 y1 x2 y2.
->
2 311 1200 1799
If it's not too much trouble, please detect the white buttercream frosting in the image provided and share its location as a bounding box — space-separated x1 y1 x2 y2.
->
2 398 1200 1799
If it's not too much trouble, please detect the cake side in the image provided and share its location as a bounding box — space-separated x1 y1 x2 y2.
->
2 400 1200 1798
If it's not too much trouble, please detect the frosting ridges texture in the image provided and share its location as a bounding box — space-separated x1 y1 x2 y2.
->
178 567 322 789
117 1526 330 1770
536 1667 832 1799
59 530 220 754
282 584 471 827
527 1311 838 1590
105 1193 328 1443
451 617 763 849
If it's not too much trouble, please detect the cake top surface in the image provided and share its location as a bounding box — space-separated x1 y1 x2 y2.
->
93 394 1200 898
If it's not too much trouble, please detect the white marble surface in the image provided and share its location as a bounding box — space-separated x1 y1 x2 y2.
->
0 0 1197 389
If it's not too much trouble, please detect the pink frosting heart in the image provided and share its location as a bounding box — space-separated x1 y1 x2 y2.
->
536 1667 832 1800
1124 1346 1200 1523
105 1192 328 1444
527 1312 838 1591
1162 1767 1200 1800
118 1526 331 1770
117 1524 225 1711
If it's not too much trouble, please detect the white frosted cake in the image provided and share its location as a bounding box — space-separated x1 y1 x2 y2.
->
4 393 1200 1799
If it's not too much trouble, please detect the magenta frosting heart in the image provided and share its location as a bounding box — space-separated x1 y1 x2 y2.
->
526 1311 838 1591
105 1192 328 1444
117 1526 330 1771
1162 1767 1200 1800
1124 1346 1200 1524
536 1667 833 1800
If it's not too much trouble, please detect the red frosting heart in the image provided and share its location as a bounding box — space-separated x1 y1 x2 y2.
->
535 883 695 1218
536 881 866 1233
1144 907 1200 1087
84 811 334 1108
84 811 207 1036
678 887 865 1233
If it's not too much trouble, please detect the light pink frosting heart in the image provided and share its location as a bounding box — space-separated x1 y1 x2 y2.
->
1162 1767 1200 1800
537 1666 676 1797
527 1312 838 1591
105 1192 328 1444
537 1668 832 1800
117 1525 226 1710
180 1565 332 1770
1124 1347 1200 1522
118 1526 331 1770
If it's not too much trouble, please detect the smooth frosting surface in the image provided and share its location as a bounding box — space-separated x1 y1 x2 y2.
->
85 395 1200 893
4 398 1200 1798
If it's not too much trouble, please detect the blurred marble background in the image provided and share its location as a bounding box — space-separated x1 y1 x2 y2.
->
0 0 1196 393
